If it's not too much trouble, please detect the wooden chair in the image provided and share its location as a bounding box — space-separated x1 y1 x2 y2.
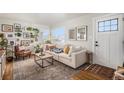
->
14 45 31 60
113 66 124 80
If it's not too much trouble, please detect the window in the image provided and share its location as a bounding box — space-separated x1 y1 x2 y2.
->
51 27 65 44
98 18 118 32
42 30 50 42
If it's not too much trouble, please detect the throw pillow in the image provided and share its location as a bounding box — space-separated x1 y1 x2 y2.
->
63 46 70 54
68 46 72 57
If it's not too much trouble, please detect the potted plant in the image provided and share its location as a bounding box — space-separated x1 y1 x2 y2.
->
15 32 22 37
0 33 8 50
34 44 41 53
6 49 13 62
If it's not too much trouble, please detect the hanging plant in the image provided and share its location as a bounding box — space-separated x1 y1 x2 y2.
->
33 28 39 32
26 27 39 41
26 27 33 31
15 32 22 37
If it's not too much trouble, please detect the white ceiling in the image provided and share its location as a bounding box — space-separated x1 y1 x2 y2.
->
0 13 90 26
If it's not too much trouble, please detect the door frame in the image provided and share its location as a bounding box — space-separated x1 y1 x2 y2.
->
92 13 124 68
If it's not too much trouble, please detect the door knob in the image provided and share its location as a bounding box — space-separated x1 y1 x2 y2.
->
95 44 99 47
95 41 98 43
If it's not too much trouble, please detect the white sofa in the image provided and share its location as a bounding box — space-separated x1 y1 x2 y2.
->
46 47 87 69
27 43 87 68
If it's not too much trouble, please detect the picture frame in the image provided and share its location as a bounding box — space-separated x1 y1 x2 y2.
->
16 38 20 42
2 24 13 32
31 39 34 43
68 28 77 40
9 41 15 45
21 40 30 46
77 25 87 40
23 32 30 39
7 34 13 38
14 23 22 32
14 23 21 29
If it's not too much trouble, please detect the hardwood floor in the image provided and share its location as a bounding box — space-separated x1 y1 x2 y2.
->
2 59 115 80
72 70 109 80
2 61 13 80
72 64 115 80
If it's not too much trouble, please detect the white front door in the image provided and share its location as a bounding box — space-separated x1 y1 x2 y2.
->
93 14 123 69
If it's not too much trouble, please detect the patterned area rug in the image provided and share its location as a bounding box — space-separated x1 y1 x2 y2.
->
13 58 89 80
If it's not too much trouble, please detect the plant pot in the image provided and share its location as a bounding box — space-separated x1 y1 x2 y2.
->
6 57 13 62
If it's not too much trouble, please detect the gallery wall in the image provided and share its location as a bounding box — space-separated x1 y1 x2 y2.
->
0 18 49 46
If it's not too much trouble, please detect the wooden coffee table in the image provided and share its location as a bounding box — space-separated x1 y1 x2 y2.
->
34 53 53 68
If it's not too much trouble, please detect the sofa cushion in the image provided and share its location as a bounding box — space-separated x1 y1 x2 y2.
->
59 53 71 60
72 46 82 52
68 45 83 57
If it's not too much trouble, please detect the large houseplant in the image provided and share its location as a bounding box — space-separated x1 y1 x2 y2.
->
34 44 41 53
0 33 8 50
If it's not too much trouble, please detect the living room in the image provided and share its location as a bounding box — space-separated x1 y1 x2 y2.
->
1 0 124 93
0 13 124 80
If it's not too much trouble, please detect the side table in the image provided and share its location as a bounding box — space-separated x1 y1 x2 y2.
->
86 51 93 64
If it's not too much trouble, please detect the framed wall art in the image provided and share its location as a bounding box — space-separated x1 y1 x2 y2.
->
9 41 15 45
21 40 30 46
7 34 13 38
77 25 87 40
2 24 13 32
14 23 22 32
14 23 21 29
23 32 30 39
68 28 77 40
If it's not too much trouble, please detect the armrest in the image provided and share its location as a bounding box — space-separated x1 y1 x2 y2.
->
71 50 87 68
71 50 86 57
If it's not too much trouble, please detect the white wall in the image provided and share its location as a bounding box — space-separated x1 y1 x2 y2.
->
51 14 104 51
0 18 49 45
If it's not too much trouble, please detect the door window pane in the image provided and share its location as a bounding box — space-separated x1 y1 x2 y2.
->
111 19 118 25
111 25 117 31
99 21 104 27
105 20 110 26
105 26 110 31
98 18 118 32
